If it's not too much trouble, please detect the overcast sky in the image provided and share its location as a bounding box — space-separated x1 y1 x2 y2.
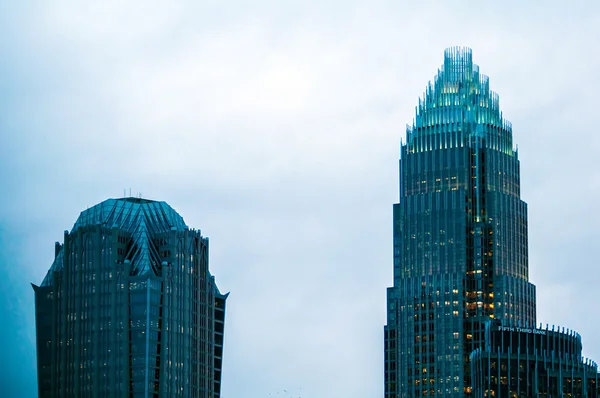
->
1 1 599 397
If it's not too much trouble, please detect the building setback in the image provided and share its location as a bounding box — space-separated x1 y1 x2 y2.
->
471 321 599 397
384 47 536 397
33 197 227 398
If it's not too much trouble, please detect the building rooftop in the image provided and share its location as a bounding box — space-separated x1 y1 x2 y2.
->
41 197 189 286
71 197 187 233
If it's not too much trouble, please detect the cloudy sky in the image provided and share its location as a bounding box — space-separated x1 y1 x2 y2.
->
1 1 599 397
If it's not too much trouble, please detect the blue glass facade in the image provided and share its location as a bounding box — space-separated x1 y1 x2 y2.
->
471 321 599 396
384 48 536 397
33 198 227 398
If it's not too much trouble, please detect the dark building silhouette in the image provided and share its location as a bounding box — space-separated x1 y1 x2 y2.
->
384 47 536 397
33 197 227 398
471 321 599 396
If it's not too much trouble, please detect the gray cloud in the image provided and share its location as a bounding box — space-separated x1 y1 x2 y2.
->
1 1 599 397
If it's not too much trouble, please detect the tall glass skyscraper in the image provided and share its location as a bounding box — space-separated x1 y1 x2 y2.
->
384 47 536 397
33 197 227 398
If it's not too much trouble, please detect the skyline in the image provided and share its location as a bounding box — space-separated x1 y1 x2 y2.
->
2 2 600 397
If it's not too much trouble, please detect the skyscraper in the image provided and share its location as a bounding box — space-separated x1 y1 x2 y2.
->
384 47 536 397
33 197 228 398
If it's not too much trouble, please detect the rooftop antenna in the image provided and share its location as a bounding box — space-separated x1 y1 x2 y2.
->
129 188 132 197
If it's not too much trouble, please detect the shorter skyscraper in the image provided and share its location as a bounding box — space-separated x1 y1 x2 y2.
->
33 197 228 398
471 321 599 396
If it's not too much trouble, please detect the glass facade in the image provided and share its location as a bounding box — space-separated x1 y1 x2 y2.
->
471 321 599 397
33 197 227 398
384 47 536 397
